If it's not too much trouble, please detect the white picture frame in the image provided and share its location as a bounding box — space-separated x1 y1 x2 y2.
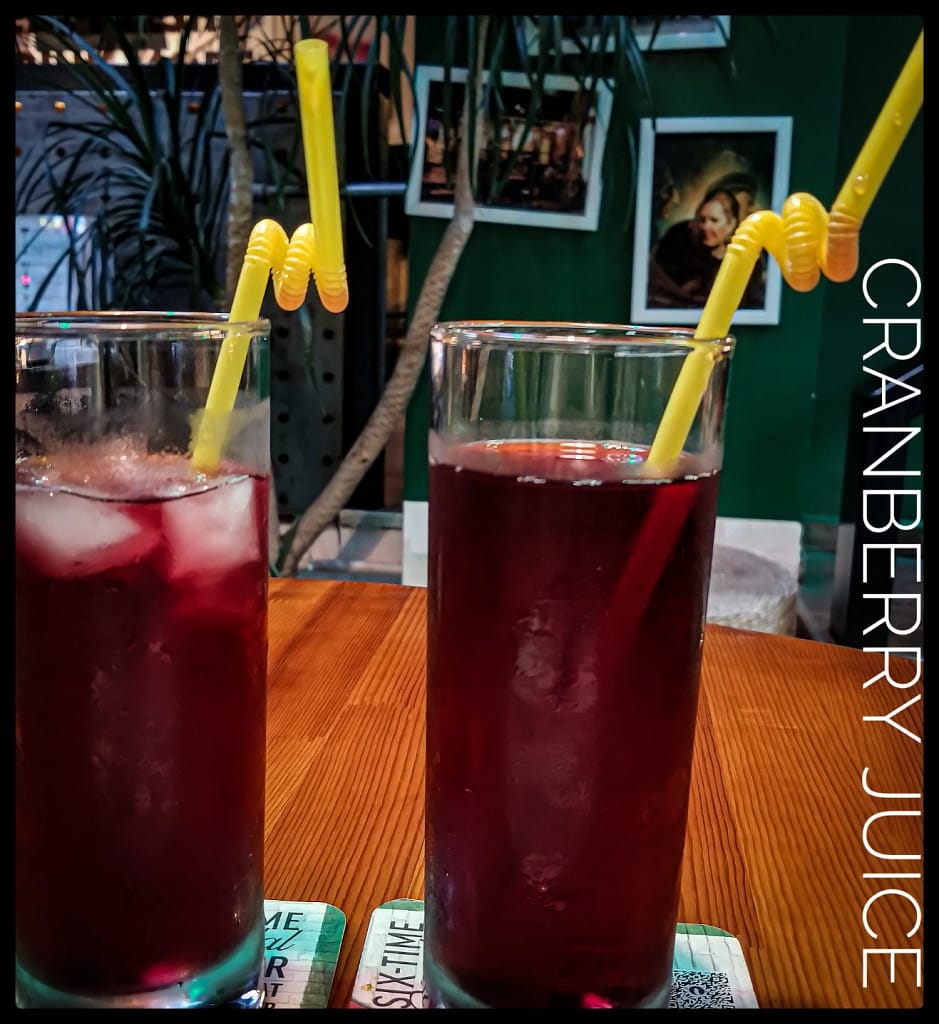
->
524 16 731 55
631 15 731 51
630 115 793 327
405 64 613 232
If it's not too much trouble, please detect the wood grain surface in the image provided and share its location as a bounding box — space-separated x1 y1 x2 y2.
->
264 578 923 1010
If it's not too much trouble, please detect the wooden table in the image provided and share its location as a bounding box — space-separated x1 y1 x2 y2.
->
264 578 923 1010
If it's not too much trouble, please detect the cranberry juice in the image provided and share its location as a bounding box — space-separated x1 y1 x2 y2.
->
15 450 268 999
425 439 720 1008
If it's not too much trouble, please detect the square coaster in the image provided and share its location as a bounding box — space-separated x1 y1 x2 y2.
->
348 900 758 1009
672 923 759 1009
262 899 346 1008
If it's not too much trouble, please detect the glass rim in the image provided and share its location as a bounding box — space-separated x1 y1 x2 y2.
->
430 320 734 351
15 311 271 335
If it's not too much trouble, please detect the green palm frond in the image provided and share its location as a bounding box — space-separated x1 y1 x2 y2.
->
17 14 301 311
18 14 734 311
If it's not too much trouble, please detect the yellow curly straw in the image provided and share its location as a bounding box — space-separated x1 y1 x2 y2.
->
191 38 349 474
646 30 923 470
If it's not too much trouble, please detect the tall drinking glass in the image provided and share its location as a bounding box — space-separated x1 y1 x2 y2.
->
15 312 271 1009
424 322 734 1009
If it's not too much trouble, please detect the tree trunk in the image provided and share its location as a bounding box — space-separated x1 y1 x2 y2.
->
218 15 254 306
279 18 490 577
218 15 281 563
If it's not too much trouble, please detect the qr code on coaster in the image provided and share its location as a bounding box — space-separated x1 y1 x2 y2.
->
670 971 735 1009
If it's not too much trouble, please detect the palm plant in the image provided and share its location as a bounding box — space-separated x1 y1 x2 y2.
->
15 14 302 311
16 15 750 575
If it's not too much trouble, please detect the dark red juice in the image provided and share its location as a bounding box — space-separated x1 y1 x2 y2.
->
425 439 720 1008
15 452 268 997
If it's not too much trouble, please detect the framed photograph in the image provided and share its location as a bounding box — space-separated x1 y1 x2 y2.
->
525 17 730 55
630 16 730 51
405 65 613 232
630 116 793 327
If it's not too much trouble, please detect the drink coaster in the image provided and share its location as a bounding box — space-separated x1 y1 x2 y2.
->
262 899 346 1008
348 899 758 1009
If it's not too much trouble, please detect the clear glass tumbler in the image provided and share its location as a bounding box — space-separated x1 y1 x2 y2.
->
424 322 734 1009
15 312 271 1009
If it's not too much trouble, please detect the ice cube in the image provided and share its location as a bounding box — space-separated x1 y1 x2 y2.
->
16 489 156 578
161 478 259 579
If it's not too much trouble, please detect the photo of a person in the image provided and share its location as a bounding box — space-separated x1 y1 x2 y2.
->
631 117 792 326
648 180 765 309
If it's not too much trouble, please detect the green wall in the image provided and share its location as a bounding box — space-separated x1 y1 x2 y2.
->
808 16 924 521
404 15 923 524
